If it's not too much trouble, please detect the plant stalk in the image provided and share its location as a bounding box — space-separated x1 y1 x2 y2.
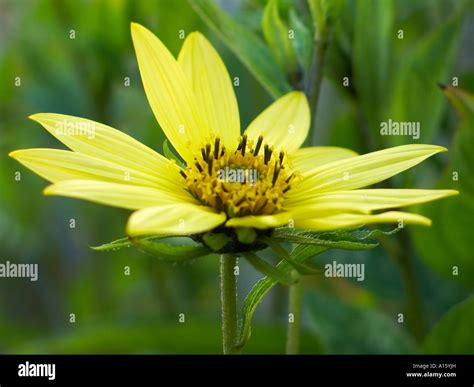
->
286 272 303 354
380 233 427 343
220 254 239 354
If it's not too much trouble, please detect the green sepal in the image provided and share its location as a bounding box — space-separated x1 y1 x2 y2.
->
202 232 230 252
92 236 211 262
236 227 257 244
272 227 401 250
131 237 211 262
91 236 133 251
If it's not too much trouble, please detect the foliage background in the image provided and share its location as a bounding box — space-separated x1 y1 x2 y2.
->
0 0 473 353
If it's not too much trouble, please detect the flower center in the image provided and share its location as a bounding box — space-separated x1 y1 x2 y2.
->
180 135 295 218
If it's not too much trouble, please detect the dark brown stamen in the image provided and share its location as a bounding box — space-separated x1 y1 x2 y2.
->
236 137 242 151
205 143 211 160
264 145 272 165
279 151 284 165
240 134 247 156
195 161 203 172
208 155 214 174
253 135 263 156
214 138 220 159
201 147 207 162
285 174 294 184
272 164 280 185
256 198 267 213
235 194 246 206
215 194 223 211
179 170 187 179
283 186 291 193
220 146 225 157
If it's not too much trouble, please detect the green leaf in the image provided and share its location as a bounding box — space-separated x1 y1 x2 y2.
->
288 8 313 70
353 0 394 134
163 139 185 169
307 0 325 34
10 321 322 354
412 190 474 288
243 252 295 285
238 244 328 348
262 0 297 75
273 231 376 250
387 14 462 144
188 0 291 98
307 0 343 35
306 291 416 354
91 237 132 252
423 297 474 354
411 86 474 287
441 84 474 119
131 237 211 262
272 227 400 250
202 232 230 251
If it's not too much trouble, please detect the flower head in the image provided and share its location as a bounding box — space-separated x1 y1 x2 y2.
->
9 23 457 252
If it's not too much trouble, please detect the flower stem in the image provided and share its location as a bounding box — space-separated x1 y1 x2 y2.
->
286 271 303 354
220 254 239 354
380 233 427 343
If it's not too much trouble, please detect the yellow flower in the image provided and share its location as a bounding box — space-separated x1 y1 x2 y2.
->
10 23 457 240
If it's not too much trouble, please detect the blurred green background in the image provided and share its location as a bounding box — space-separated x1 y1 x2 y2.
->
0 0 473 354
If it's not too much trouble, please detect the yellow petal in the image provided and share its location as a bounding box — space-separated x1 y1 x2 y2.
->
288 189 459 217
225 212 292 229
244 91 310 153
294 211 432 231
28 113 182 191
127 203 226 236
291 146 358 173
290 144 447 199
8 149 190 200
178 32 240 149
44 180 192 210
131 23 210 162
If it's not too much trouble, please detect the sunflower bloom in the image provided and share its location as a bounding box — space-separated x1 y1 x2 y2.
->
9 23 458 245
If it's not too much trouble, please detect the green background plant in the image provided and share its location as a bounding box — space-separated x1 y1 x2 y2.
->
0 0 472 354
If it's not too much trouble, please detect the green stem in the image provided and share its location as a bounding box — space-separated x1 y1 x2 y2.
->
220 254 239 354
380 233 427 343
286 272 303 354
264 239 305 354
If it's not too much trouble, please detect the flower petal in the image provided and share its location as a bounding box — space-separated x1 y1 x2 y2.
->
178 32 240 149
8 149 191 200
225 212 292 229
294 211 432 231
28 113 182 191
131 22 210 162
291 146 358 173
289 144 447 199
287 189 459 217
244 91 310 153
127 203 226 236
44 180 193 210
